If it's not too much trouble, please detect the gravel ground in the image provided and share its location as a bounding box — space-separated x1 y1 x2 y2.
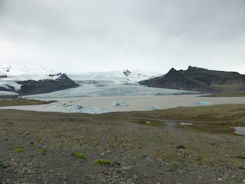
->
0 109 244 184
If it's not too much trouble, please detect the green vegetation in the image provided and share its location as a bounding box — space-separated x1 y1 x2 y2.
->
95 159 111 165
13 145 23 149
203 91 245 97
75 152 86 160
177 122 238 135
0 99 56 107
13 145 25 152
16 148 25 152
172 163 179 169
237 176 244 181
39 149 46 153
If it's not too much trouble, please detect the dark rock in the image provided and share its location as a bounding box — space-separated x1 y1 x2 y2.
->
0 85 15 92
17 74 79 95
48 73 62 77
0 74 7 78
168 168 175 172
139 66 245 93
0 162 10 169
176 145 185 149
140 155 148 159
112 162 121 167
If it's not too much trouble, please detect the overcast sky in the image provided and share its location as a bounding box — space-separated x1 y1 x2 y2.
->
0 0 245 73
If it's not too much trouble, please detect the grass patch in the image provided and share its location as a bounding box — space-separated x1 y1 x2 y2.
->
177 121 244 135
156 104 245 124
235 156 245 160
75 152 86 160
0 99 56 107
13 145 23 149
95 159 111 165
16 148 25 152
39 149 46 153
172 163 179 169
179 123 234 135
237 176 244 181
203 91 245 97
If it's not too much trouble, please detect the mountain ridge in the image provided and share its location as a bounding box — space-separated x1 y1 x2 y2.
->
139 66 245 93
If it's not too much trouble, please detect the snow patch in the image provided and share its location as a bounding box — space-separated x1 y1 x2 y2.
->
68 69 160 83
0 91 19 96
0 64 65 93
151 106 160 110
233 127 245 135
197 102 214 106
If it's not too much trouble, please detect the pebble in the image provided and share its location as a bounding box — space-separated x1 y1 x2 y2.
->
176 145 185 149
0 162 10 169
121 166 132 171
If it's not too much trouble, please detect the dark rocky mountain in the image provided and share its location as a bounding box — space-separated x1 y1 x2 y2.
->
0 75 7 78
16 74 79 95
139 66 245 93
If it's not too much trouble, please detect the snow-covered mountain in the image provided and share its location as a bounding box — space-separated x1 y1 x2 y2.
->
69 69 160 83
0 64 61 81
0 64 61 92
0 64 78 96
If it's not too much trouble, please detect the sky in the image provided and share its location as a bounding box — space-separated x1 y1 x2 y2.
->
0 0 245 73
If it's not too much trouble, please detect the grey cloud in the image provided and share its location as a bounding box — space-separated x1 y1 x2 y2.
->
0 0 245 73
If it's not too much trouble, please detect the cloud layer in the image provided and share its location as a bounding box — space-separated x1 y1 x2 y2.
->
0 0 245 73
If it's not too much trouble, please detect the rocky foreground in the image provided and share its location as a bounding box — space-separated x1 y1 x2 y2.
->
0 103 244 184
140 66 245 93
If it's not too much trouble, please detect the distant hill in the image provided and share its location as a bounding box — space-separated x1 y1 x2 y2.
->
139 66 245 93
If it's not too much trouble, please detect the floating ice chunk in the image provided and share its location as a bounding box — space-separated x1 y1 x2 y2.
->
197 102 214 106
57 102 108 114
81 106 108 114
151 106 160 110
111 101 128 107
233 127 245 135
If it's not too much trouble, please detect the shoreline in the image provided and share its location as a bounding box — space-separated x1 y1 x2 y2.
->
1 94 245 114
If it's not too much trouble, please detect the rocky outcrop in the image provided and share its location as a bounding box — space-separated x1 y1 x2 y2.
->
17 74 79 95
0 75 7 78
139 66 245 93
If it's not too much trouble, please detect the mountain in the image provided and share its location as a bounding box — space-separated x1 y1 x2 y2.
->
139 66 245 93
0 65 78 96
17 74 79 95
68 69 159 83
